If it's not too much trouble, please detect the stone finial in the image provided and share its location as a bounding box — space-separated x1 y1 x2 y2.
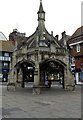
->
62 31 66 38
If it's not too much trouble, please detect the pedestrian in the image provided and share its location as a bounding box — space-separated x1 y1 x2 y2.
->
45 80 48 86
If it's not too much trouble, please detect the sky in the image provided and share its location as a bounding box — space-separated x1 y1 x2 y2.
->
0 0 82 40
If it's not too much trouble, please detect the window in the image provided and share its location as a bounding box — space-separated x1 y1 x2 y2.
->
4 62 8 67
0 56 2 60
71 57 75 65
0 74 3 79
76 44 80 52
43 37 45 40
79 72 83 82
41 13 44 18
4 53 9 57
43 32 45 35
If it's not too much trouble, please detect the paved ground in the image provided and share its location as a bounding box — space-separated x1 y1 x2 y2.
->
2 84 81 118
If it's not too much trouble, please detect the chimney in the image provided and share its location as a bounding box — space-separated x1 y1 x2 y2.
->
13 29 18 33
62 31 66 39
61 31 67 47
55 35 59 40
51 31 53 36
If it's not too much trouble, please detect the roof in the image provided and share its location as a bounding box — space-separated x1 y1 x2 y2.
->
68 26 83 44
71 26 83 38
37 0 45 13
0 40 14 52
59 35 71 45
0 32 7 40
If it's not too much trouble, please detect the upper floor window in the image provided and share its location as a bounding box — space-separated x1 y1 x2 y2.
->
71 57 75 65
4 53 9 57
4 62 8 67
43 37 45 40
76 44 80 52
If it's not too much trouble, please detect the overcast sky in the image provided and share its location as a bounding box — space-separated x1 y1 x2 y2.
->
0 0 82 40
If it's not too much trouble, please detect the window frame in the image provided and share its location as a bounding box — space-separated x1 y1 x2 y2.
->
4 62 8 67
4 52 9 57
76 44 80 53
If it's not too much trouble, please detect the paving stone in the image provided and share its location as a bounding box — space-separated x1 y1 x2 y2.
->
2 85 81 118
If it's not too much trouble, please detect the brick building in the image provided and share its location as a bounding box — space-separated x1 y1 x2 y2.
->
68 26 83 84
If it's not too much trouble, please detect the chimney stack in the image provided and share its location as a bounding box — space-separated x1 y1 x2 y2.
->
13 29 18 33
62 31 66 39
55 35 59 40
51 31 53 36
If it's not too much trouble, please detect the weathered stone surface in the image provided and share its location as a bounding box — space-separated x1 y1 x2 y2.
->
8 1 75 93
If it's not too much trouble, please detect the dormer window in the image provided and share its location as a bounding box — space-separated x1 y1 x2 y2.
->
76 44 80 52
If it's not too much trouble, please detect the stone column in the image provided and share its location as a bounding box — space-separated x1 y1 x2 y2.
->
33 63 41 94
16 68 23 88
7 68 16 91
64 68 75 91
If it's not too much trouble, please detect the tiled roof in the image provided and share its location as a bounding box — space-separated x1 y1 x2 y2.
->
71 26 83 38
59 35 71 45
0 40 14 52
68 26 83 44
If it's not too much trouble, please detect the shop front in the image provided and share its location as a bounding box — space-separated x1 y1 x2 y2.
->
0 69 9 82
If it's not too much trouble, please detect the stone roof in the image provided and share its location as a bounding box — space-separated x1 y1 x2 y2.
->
10 1 62 50
0 40 14 52
0 32 7 40
25 27 61 49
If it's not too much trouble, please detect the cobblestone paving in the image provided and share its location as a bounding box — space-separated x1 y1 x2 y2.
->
2 85 81 118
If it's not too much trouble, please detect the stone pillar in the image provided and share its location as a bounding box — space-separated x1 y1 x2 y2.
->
64 68 75 91
16 68 23 88
33 63 41 94
7 68 16 91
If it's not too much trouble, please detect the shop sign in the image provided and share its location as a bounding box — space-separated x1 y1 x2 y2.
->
2 70 9 72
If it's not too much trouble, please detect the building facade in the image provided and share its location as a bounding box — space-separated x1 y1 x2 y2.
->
8 0 75 94
68 26 83 84
0 35 14 82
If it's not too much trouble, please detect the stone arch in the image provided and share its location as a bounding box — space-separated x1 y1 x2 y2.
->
15 59 35 68
39 58 66 88
39 58 67 68
15 59 35 88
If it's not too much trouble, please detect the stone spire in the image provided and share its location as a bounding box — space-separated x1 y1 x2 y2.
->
38 0 44 13
37 0 45 23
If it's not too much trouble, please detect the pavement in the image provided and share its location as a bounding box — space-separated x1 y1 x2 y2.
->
1 83 81 118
